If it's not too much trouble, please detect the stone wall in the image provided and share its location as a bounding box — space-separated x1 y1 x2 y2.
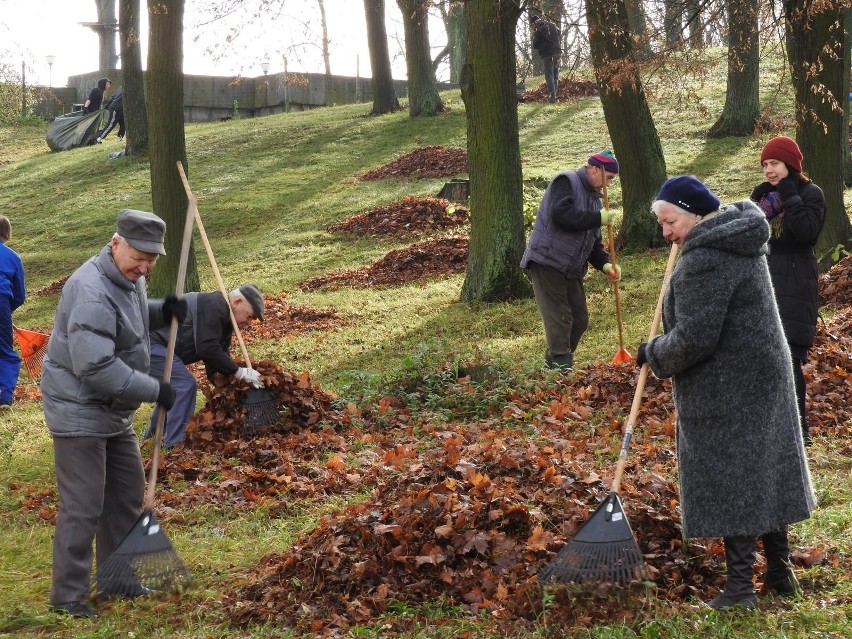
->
52 70 428 122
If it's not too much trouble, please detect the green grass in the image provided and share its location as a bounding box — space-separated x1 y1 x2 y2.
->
1 61 850 637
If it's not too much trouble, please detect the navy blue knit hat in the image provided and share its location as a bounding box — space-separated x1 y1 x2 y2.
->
656 175 720 216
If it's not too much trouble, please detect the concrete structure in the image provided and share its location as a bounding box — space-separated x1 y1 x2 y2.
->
38 70 435 122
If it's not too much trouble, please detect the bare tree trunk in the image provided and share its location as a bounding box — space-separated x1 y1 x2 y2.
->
119 0 147 156
396 0 445 116
685 0 706 47
785 0 852 268
317 0 331 76
663 0 682 48
586 0 668 250
146 0 198 295
624 0 653 60
446 0 466 84
364 0 400 114
707 0 760 137
460 0 530 302
94 0 119 71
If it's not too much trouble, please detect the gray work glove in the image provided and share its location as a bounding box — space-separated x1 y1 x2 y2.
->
236 367 264 388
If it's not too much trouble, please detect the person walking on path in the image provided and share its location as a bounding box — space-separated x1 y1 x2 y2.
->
521 150 623 372
750 136 825 446
96 88 125 143
638 175 815 609
0 215 26 408
41 209 187 618
531 14 561 103
82 78 111 114
144 284 266 448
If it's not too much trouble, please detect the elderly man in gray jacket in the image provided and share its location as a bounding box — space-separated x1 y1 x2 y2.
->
41 209 186 618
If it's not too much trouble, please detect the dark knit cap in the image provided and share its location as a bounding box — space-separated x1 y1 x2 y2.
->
588 149 619 174
239 284 265 321
655 175 720 216
760 136 803 173
116 209 166 255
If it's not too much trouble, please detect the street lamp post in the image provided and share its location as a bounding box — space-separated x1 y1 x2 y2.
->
46 55 56 88
260 61 270 76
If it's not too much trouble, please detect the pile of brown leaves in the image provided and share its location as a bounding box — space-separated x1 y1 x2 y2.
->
32 275 69 298
520 77 599 103
359 146 468 180
326 196 469 238
819 254 852 306
299 237 469 291
239 291 345 342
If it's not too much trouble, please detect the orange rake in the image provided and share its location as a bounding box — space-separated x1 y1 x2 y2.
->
602 181 632 364
14 325 50 379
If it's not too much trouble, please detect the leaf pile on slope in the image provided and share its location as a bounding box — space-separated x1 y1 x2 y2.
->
299 237 468 291
520 77 599 103
326 196 469 238
359 146 468 180
239 291 345 342
819 253 852 306
31 275 69 298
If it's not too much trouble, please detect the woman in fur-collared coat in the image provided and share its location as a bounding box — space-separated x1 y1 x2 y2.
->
637 176 816 610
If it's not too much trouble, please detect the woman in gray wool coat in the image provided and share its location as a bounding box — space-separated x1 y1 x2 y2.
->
637 176 816 609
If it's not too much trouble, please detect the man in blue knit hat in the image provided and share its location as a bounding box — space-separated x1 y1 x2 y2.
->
520 150 623 372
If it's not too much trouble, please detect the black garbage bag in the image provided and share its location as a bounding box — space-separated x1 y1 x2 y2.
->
46 110 105 151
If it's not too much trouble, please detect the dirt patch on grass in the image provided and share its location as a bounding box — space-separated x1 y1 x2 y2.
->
327 196 469 238
299 236 469 291
359 146 468 180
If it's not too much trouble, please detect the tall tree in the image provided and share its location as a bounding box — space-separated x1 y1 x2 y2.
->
586 0 667 250
707 0 760 137
444 0 467 83
364 0 400 114
119 0 148 155
663 0 682 48
147 0 199 295
784 0 852 266
316 0 331 75
460 0 530 302
396 0 445 116
94 0 119 70
624 0 652 60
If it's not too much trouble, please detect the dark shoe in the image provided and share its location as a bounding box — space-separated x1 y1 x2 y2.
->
705 536 757 609
545 351 573 373
705 591 758 609
761 560 801 596
51 602 97 618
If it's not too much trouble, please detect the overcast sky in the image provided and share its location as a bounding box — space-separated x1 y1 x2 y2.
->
0 0 443 87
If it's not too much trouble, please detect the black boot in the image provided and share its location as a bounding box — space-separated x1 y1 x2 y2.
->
544 351 573 373
760 528 801 596
706 536 758 609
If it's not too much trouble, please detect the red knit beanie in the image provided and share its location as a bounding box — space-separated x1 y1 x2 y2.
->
760 136 803 173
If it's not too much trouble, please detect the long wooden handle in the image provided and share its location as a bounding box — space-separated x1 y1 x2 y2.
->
610 242 679 494
175 161 252 368
145 182 196 509
603 180 626 350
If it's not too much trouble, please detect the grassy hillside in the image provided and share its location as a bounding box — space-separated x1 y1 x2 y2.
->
1 57 850 638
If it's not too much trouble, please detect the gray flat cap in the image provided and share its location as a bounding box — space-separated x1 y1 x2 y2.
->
239 284 265 321
117 209 166 255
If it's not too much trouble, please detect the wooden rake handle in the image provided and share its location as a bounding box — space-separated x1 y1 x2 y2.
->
602 180 627 352
175 161 253 369
610 242 679 495
145 178 196 509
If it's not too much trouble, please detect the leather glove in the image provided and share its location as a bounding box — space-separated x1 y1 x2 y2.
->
600 208 618 226
602 263 622 282
157 381 176 410
636 343 648 368
162 295 188 324
236 367 264 388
